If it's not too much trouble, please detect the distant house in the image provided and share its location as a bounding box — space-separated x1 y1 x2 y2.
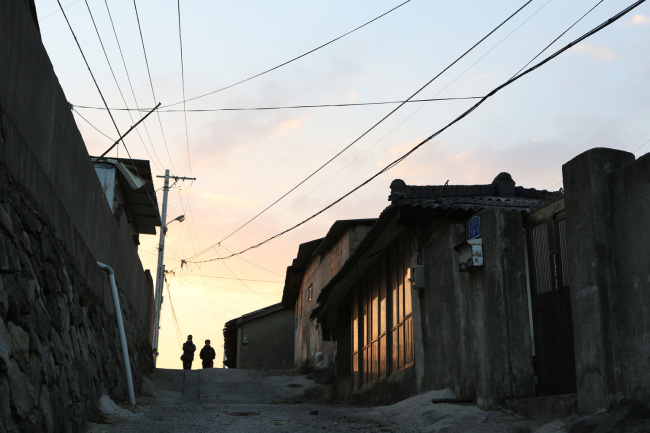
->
223 303 294 369
281 219 376 373
312 173 562 407
91 157 161 246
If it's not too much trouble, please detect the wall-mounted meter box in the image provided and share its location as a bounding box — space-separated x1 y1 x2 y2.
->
409 265 425 290
456 238 484 272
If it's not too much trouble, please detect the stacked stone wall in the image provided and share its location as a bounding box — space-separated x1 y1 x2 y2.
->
0 165 153 433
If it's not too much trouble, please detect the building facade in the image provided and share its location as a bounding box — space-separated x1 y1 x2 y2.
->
282 220 375 371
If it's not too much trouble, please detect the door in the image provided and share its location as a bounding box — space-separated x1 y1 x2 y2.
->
526 199 576 395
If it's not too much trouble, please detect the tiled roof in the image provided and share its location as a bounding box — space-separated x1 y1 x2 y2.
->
311 173 563 323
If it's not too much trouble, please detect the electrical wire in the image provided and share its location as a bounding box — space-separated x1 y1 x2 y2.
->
184 0 646 264
164 279 183 349
103 0 165 172
183 275 283 284
631 138 650 154
57 0 161 213
71 106 114 141
83 0 163 173
215 245 277 301
222 0 561 248
39 0 81 21
132 0 177 173
187 0 536 261
71 96 484 112
176 0 192 174
510 0 604 79
162 0 412 108
56 0 126 154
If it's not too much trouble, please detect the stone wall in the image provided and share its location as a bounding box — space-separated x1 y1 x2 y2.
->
0 165 153 432
0 1 156 431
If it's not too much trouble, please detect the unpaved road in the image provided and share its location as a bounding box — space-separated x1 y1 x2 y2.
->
86 368 650 433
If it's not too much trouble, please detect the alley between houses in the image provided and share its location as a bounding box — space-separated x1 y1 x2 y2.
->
86 368 650 433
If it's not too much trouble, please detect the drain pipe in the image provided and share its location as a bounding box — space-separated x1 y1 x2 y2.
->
97 261 136 406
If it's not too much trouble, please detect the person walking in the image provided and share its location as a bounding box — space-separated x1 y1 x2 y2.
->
181 335 196 370
199 339 216 369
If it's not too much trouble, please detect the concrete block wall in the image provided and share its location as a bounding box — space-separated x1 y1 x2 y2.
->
563 148 650 413
0 0 154 329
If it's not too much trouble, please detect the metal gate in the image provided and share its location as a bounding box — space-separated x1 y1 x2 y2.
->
526 199 576 395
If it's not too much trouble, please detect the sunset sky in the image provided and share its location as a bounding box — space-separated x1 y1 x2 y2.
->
33 0 649 369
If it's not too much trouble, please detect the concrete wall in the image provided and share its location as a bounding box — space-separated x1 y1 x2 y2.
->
563 148 650 413
0 2 155 431
294 225 371 368
0 0 154 330
416 210 535 409
238 308 294 370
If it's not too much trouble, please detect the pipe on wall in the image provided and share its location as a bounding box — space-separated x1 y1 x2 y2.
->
97 261 136 406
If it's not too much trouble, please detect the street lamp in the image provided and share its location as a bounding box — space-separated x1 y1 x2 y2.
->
152 213 185 366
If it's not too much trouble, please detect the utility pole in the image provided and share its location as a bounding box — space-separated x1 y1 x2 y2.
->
152 169 196 366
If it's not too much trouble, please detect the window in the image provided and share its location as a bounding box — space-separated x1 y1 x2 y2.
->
352 240 413 389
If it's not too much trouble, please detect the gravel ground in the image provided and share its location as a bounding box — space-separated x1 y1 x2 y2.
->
86 368 650 433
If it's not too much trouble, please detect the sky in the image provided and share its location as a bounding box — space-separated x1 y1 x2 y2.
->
33 0 649 369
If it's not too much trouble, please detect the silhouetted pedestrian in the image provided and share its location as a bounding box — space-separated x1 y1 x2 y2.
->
200 339 216 368
181 335 196 370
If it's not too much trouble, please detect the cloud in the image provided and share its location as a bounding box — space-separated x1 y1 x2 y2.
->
632 14 650 26
348 90 358 100
573 44 615 61
269 119 303 139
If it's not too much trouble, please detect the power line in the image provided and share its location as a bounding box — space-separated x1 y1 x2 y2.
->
215 246 277 301
56 0 126 154
164 280 183 350
187 0 535 261
631 138 650 154
71 96 483 112
103 0 166 172
183 275 283 283
176 0 192 174
82 0 163 173
510 0 604 79
39 0 81 21
162 0 412 108
185 0 646 264
220 1 561 247
132 0 177 173
71 106 114 141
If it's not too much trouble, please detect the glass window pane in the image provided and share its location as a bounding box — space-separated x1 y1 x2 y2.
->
353 292 358 352
379 335 386 378
379 261 387 335
353 352 359 389
391 250 399 328
372 340 379 381
399 324 405 369
404 257 412 317
396 251 404 323
363 287 369 345
405 316 414 365
372 275 379 340
392 328 399 373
